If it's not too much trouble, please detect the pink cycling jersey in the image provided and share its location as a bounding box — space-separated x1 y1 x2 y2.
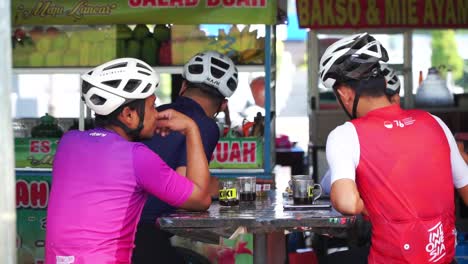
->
46 128 194 264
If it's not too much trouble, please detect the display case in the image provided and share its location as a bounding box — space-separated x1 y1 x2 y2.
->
12 23 277 177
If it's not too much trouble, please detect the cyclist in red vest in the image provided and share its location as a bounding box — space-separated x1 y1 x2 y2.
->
320 33 468 264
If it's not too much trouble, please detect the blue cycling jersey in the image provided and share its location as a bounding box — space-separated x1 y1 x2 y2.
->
140 96 220 224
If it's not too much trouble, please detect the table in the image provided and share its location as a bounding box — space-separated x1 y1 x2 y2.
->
158 191 356 264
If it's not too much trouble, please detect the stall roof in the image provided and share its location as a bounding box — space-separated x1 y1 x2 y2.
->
296 0 468 29
12 0 279 26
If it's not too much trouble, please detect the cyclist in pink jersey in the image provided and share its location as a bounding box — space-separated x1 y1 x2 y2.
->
46 58 212 264
319 33 468 264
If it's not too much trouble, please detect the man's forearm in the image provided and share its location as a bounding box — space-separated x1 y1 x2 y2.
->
458 185 468 206
185 126 210 191
331 179 366 215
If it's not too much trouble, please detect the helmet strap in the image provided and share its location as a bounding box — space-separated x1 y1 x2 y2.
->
334 81 361 120
111 101 146 141
351 90 361 119
334 92 353 120
213 100 225 119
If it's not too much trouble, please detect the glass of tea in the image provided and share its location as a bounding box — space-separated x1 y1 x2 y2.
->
219 180 239 206
238 176 256 202
291 176 322 205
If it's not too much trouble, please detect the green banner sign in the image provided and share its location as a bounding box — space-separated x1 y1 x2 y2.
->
209 137 263 169
13 0 277 26
15 138 59 168
16 171 51 264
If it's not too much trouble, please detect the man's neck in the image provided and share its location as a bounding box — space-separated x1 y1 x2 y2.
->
183 95 217 117
104 125 132 141
356 96 393 118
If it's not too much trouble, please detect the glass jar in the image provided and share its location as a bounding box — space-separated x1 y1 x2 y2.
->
219 180 239 206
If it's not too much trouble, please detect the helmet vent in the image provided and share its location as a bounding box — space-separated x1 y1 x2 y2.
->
195 57 203 62
103 62 127 71
137 63 152 71
227 78 237 91
368 45 378 52
141 83 152 93
102 80 122 88
211 58 229 70
359 53 372 60
334 46 348 53
210 67 224 79
123 79 142 93
322 57 332 66
90 94 107 105
188 65 203 74
137 70 151 76
82 80 93 94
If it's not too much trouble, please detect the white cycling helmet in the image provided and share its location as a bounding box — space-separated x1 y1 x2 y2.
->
380 63 401 96
319 33 389 90
182 51 238 98
81 58 159 115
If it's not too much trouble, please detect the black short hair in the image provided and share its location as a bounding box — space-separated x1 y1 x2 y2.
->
94 99 146 128
333 74 386 98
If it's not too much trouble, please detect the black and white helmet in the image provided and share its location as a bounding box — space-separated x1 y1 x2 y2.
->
380 64 401 95
319 33 389 89
81 58 159 115
182 51 238 98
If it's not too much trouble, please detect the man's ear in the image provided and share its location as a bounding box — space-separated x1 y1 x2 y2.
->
335 85 354 106
219 99 228 112
179 81 188 95
391 94 401 105
118 106 135 126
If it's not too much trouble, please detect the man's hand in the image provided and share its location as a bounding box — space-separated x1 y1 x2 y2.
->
155 109 197 136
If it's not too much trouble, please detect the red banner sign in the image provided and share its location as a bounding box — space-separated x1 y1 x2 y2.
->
296 0 468 29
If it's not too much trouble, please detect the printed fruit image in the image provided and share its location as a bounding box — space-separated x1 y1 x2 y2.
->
133 24 151 41
116 24 133 40
102 27 117 41
63 51 80 66
46 26 60 37
88 42 102 66
68 32 81 51
169 40 184 65
13 40 35 67
51 33 69 51
240 49 263 64
171 25 196 40
45 51 63 67
101 39 116 62
127 39 141 59
116 39 127 58
29 51 45 67
142 37 158 66
13 28 27 40
29 26 44 42
13 49 30 67
35 36 52 53
80 41 90 66
159 41 172 65
153 24 171 43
